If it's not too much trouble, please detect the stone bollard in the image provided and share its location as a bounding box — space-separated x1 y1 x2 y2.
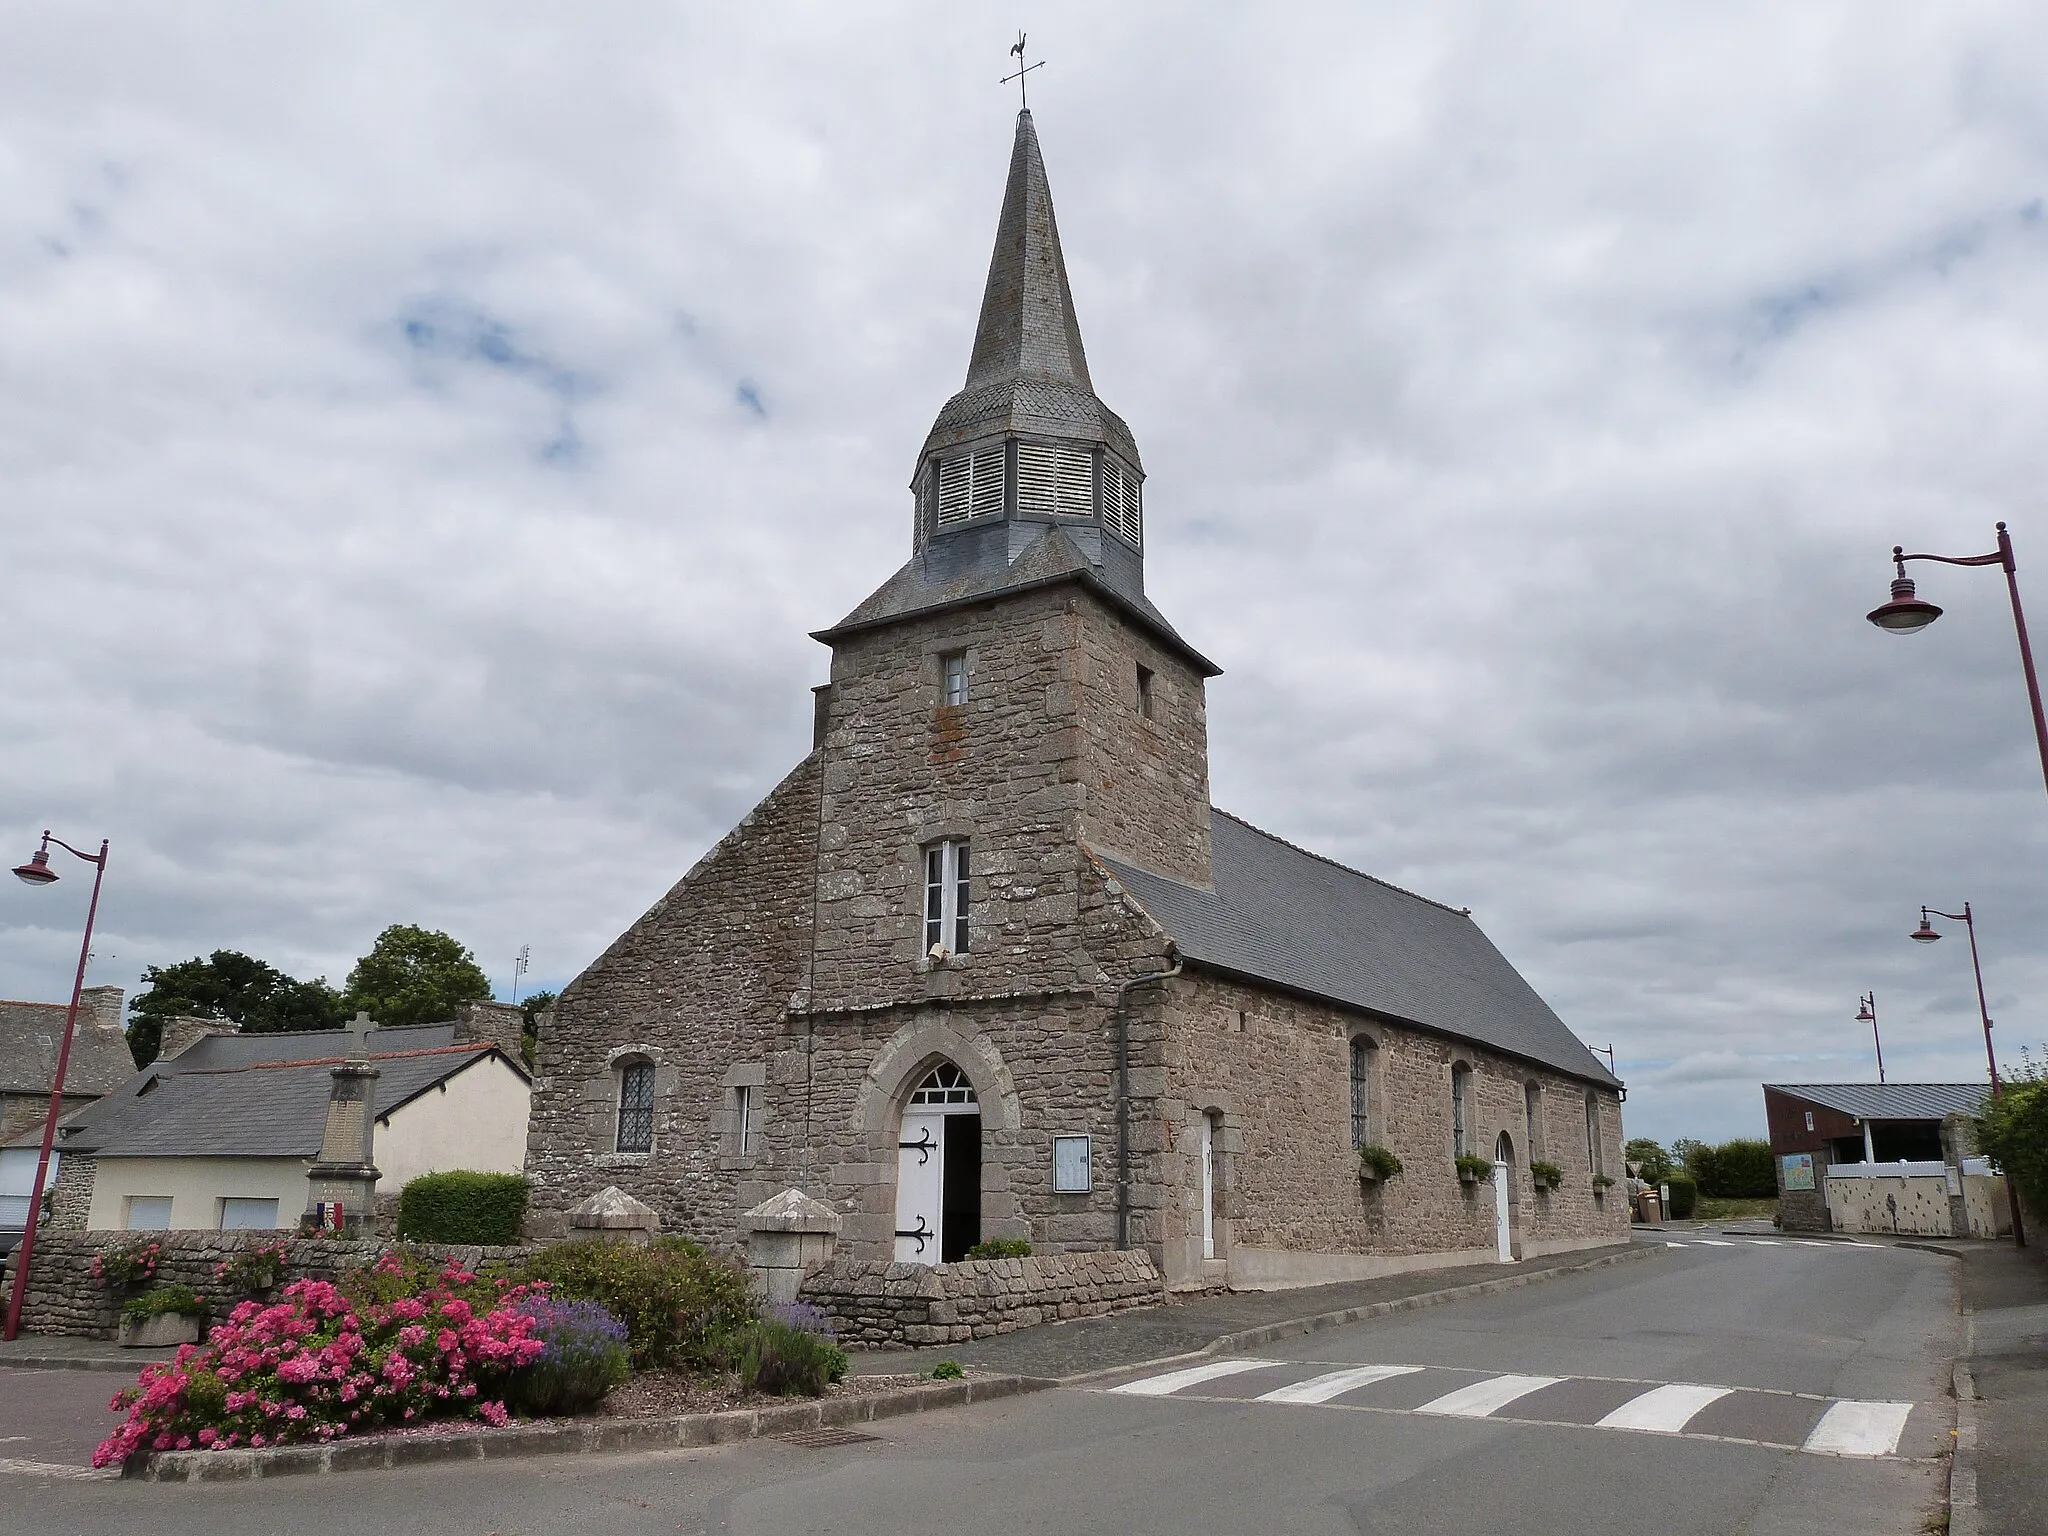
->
565 1185 661 1247
744 1190 841 1304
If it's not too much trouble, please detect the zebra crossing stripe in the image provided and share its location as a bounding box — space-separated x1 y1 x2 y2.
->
1802 1399 1913 1457
1665 1241 1689 1248
1415 1374 1562 1418
1256 1364 1424 1405
1746 1239 1783 1246
1110 1359 1269 1396
1595 1383 1733 1433
1696 1239 1736 1246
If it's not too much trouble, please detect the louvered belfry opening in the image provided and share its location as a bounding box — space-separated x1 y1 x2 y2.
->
913 108 1146 559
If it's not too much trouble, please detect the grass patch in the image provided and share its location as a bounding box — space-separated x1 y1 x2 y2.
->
1694 1196 1777 1223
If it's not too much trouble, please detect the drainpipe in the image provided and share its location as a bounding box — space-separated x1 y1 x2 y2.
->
1114 950 1182 1252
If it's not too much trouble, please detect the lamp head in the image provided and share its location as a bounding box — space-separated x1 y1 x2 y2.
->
1910 911 1942 943
1867 572 1941 635
11 842 57 887
1855 1001 1875 1022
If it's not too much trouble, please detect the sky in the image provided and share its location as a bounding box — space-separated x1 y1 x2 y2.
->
4 3 2047 1147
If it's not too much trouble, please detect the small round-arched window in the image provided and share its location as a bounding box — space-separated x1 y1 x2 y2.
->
908 1063 978 1107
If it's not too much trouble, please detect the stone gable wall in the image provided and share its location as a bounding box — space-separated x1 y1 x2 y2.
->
523 755 823 1239
1 1232 533 1339
1157 971 1628 1287
798 1249 1162 1347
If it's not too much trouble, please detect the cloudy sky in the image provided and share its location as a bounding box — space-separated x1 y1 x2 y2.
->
5 3 2046 1146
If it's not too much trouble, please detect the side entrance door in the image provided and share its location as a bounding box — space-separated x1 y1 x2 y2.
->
895 1110 946 1262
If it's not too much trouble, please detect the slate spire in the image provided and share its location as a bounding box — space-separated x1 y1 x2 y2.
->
963 109 1093 393
916 110 1140 474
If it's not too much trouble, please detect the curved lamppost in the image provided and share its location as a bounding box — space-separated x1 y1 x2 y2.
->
1855 992 1885 1083
4 832 110 1341
1867 522 2048 801
1910 903 2025 1245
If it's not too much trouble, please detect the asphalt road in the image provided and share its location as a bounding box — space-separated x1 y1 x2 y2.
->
0 1236 1959 1535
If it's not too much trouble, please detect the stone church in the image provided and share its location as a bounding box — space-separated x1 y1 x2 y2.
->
526 110 1628 1291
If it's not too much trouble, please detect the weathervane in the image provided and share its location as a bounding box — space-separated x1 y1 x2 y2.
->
1001 31 1043 109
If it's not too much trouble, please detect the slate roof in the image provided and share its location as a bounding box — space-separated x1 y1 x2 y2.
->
1096 810 1621 1089
46 1025 519 1160
0 998 136 1099
1762 1082 1991 1121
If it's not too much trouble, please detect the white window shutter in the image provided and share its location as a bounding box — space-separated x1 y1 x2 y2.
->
1016 442 1057 516
936 456 972 528
970 446 1005 520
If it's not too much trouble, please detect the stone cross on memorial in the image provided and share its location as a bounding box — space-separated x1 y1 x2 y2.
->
303 1012 382 1234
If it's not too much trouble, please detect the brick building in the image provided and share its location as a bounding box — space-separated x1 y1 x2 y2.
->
526 109 1628 1289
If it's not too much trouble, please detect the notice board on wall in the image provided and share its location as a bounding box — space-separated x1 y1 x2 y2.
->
1781 1153 1815 1191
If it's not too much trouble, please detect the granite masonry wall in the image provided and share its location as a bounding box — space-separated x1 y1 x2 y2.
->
1 1233 533 1339
1153 971 1630 1289
798 1249 1163 1347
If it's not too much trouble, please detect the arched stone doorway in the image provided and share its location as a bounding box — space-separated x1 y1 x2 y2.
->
894 1063 982 1263
1493 1130 1522 1262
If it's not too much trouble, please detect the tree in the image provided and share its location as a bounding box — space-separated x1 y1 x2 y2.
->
1976 1053 2048 1217
126 950 345 1067
1624 1138 1674 1183
342 925 494 1029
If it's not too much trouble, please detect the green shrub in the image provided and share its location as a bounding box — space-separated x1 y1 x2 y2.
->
1358 1144 1403 1181
733 1319 849 1397
1663 1174 1697 1219
1528 1159 1563 1188
395 1170 532 1245
1680 1138 1776 1199
1625 1138 1675 1183
1977 1059 2048 1216
1455 1154 1494 1182
931 1360 965 1380
123 1285 205 1324
521 1237 757 1371
965 1239 1032 1259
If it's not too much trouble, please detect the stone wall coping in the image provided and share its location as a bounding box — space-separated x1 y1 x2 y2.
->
130 1373 1047 1482
744 1189 843 1234
566 1184 661 1231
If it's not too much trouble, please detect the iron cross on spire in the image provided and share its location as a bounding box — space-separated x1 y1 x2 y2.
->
1001 31 1043 109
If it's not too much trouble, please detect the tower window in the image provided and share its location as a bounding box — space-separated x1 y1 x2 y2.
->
1349 1036 1378 1148
1452 1063 1473 1159
936 446 1005 529
1102 457 1142 549
924 839 971 956
941 651 967 707
1016 441 1094 518
1136 666 1154 718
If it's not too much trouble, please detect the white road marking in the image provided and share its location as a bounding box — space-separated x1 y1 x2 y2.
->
1111 1359 1272 1396
1745 1239 1784 1246
1802 1400 1914 1457
1415 1374 1562 1418
1695 1239 1737 1247
1795 1241 1833 1248
0 1457 112 1480
1255 1364 1424 1405
1664 1241 1689 1248
1596 1383 1734 1433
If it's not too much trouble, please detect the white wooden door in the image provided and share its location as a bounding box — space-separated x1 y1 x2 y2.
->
895 1110 945 1262
1199 1113 1216 1259
1492 1160 1514 1263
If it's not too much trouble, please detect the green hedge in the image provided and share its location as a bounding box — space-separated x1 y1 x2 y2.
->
1978 1071 2048 1216
520 1237 758 1371
1682 1139 1776 1199
1663 1174 1697 1220
394 1171 531 1245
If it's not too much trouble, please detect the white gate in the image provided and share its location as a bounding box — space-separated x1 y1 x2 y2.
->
1492 1159 1514 1263
893 1064 978 1264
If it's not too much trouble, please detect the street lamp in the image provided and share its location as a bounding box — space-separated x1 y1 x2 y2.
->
4 831 110 1341
1910 901 2026 1246
1855 992 1885 1083
1867 523 2048 803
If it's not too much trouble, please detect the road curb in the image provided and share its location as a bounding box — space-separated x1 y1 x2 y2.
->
1948 1307 1981 1536
130 1372 1049 1482
1060 1242 1662 1387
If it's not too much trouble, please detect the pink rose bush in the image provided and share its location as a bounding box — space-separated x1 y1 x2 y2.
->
93 1251 547 1468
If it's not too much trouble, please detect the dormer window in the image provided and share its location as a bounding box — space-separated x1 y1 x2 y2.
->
924 838 971 957
936 446 1005 529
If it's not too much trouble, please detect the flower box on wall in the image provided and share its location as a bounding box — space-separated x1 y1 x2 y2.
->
118 1312 203 1349
1455 1155 1493 1187
1530 1160 1564 1191
1357 1145 1403 1185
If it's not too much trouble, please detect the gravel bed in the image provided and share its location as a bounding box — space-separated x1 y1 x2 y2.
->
598 1369 934 1420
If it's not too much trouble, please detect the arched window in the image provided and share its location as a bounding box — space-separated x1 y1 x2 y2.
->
1524 1082 1545 1160
1584 1091 1602 1175
616 1061 655 1154
1349 1036 1377 1148
908 1063 978 1107
1451 1063 1473 1159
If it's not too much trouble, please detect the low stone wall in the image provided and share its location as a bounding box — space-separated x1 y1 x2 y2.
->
799 1250 1163 1348
0 1233 533 1339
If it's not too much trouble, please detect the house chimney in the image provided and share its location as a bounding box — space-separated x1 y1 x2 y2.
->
158 1014 240 1062
78 985 125 1031
451 1000 524 1062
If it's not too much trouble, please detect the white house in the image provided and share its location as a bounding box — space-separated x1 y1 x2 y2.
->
49 1013 531 1233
